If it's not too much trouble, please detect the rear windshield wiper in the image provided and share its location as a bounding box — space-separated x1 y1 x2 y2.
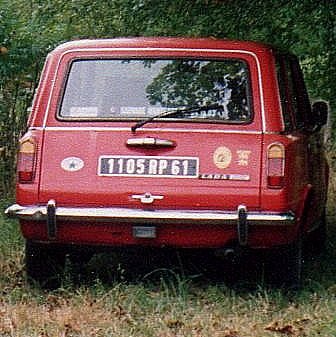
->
131 104 223 132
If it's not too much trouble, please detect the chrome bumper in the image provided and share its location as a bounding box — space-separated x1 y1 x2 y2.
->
5 201 296 245
5 202 295 226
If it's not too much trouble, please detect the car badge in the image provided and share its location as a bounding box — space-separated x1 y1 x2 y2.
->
213 146 232 169
61 157 84 172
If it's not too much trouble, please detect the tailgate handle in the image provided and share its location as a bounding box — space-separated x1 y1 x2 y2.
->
126 137 176 148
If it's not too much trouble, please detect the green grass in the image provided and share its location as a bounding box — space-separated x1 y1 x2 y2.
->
1 197 336 336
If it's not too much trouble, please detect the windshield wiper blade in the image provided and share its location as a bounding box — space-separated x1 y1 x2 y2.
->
131 104 223 132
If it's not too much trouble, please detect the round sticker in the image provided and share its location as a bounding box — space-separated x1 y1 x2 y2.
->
61 157 84 172
213 146 232 169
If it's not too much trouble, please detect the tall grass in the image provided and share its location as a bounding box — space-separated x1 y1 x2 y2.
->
1 196 336 336
0 199 24 288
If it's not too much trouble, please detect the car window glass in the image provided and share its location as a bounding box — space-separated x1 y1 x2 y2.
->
276 59 294 131
59 59 253 123
289 58 313 127
285 59 305 128
277 56 308 130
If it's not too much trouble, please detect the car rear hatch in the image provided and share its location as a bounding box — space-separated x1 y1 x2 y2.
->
38 57 263 211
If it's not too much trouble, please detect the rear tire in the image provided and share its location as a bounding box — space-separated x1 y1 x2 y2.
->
305 210 327 255
25 240 66 288
68 248 94 285
265 236 303 290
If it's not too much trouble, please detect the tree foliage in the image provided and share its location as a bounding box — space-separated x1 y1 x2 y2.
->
0 0 335 194
145 59 250 121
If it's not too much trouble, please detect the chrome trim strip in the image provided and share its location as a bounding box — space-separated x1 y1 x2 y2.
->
31 126 263 135
5 204 296 226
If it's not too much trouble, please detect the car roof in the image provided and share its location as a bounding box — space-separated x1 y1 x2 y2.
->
51 37 278 56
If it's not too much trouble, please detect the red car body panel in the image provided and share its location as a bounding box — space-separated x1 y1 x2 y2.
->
8 37 328 250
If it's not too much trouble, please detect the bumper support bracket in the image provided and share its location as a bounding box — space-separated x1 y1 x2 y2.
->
237 205 248 246
47 199 57 239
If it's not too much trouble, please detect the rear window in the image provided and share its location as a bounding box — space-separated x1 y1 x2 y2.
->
59 59 252 123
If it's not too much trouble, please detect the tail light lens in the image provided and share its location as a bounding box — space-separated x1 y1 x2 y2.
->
267 143 285 189
17 138 36 183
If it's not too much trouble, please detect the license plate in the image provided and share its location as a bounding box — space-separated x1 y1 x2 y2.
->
98 155 199 178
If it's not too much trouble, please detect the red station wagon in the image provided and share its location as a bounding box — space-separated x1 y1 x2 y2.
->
5 37 329 287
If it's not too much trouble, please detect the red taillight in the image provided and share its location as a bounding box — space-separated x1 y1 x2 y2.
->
17 138 36 183
267 143 285 189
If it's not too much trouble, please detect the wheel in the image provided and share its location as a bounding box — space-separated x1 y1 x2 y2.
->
67 248 94 284
305 210 327 255
282 236 303 289
25 240 66 288
265 235 303 290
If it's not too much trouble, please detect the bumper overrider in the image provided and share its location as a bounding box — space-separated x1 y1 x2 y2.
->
5 200 296 245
